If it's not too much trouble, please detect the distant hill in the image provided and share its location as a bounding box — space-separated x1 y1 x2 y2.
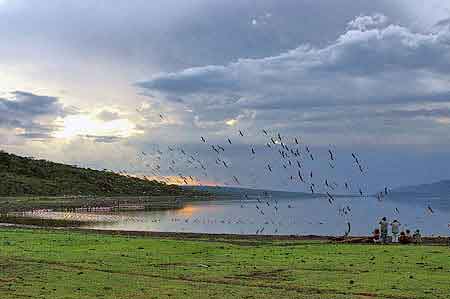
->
183 185 325 199
390 180 450 196
0 151 203 197
388 180 450 211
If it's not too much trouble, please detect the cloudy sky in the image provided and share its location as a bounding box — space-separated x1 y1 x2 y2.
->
1 0 450 193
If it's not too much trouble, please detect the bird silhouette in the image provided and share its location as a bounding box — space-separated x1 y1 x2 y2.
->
328 149 335 161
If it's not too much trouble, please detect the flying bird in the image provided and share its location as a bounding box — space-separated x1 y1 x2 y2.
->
344 222 351 237
326 192 334 204
358 164 364 173
328 149 334 161
298 171 304 182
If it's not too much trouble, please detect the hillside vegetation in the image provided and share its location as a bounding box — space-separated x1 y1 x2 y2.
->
0 151 194 197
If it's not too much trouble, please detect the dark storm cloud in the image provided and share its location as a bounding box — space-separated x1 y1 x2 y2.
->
17 132 55 140
79 135 122 143
435 18 450 27
0 90 69 138
3 91 65 116
137 66 239 94
0 0 398 71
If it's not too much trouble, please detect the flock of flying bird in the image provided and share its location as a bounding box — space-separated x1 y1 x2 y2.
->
108 112 441 236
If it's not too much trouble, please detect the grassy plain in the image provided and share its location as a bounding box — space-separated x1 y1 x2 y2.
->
0 228 449 299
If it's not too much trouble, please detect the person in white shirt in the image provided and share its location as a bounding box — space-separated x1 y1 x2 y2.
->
391 220 401 243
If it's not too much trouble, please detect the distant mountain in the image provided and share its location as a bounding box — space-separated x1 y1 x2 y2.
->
388 180 450 211
0 151 204 197
183 185 325 199
390 180 450 196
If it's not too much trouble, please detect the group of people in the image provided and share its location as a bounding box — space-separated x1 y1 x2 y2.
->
372 217 422 244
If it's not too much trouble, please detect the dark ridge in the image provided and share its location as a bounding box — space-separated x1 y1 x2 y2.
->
0 150 205 197
387 180 450 211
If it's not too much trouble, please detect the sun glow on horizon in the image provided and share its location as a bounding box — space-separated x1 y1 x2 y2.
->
142 175 220 187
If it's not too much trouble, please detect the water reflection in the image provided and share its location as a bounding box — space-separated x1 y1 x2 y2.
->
80 196 450 236
18 196 450 236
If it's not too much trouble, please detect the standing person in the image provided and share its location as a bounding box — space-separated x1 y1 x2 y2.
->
379 217 389 243
391 220 401 243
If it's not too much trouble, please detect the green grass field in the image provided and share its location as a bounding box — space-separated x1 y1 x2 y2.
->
1 228 449 299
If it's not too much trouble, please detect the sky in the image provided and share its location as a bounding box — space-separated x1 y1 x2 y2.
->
1 0 450 193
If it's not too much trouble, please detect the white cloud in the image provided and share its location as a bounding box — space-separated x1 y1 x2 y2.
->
348 14 388 30
138 14 450 111
135 15 450 146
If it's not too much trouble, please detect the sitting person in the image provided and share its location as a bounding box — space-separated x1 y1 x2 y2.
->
412 229 422 244
372 228 381 243
399 231 411 244
405 229 411 238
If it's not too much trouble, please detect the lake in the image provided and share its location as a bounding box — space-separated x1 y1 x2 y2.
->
24 195 450 236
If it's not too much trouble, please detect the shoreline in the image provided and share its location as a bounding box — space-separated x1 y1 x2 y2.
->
0 194 215 213
1 223 449 245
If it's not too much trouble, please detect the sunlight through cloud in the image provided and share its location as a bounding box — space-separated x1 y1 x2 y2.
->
53 114 142 139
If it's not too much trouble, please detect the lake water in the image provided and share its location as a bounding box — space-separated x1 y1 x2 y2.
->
30 195 449 237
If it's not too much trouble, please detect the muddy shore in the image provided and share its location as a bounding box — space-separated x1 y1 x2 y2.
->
1 222 449 246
